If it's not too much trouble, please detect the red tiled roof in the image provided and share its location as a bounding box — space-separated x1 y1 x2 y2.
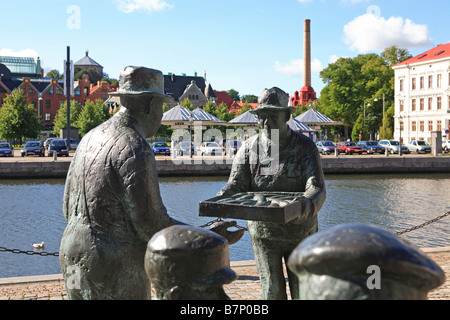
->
214 91 234 107
393 43 450 67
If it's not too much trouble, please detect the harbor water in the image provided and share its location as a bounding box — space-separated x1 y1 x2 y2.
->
0 173 449 278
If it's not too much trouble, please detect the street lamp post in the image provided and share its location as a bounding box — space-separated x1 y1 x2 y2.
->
189 116 193 159
399 115 403 157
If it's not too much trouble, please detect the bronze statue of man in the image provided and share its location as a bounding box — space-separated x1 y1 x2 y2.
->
59 66 243 300
145 225 237 300
217 87 326 300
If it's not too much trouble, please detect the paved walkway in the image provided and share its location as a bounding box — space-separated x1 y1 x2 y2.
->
0 247 448 300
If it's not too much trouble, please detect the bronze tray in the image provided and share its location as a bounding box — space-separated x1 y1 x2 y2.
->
199 192 302 223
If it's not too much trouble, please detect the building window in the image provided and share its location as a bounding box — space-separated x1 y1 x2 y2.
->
437 96 442 110
412 121 416 131
400 79 404 91
399 100 404 112
437 120 442 131
45 113 51 121
428 97 432 110
419 121 424 132
75 87 81 96
46 100 51 108
400 121 404 131
437 74 442 88
28 86 36 94
428 75 433 88
412 78 416 90
420 76 424 89
411 99 416 111
420 98 424 111
428 121 433 132
48 87 54 95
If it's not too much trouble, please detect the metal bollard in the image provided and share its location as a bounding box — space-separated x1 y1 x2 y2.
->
385 147 389 157
334 148 339 157
53 152 57 161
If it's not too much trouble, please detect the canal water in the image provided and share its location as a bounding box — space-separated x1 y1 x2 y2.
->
0 173 449 278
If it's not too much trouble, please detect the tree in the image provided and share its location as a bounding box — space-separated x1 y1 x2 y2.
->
180 98 194 111
241 94 258 103
318 46 411 139
0 89 42 143
75 99 110 137
52 100 83 136
351 114 368 142
227 89 240 102
74 66 103 84
378 105 394 140
45 69 63 80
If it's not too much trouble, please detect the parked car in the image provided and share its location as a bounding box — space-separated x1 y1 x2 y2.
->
67 139 79 150
0 142 14 157
223 140 242 155
406 140 431 154
200 141 223 156
48 139 69 157
337 141 363 155
175 141 196 156
151 142 170 156
21 141 45 157
356 141 384 154
316 141 338 155
378 139 410 154
43 138 54 149
442 140 450 153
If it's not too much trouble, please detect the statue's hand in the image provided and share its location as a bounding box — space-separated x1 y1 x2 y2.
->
209 220 246 245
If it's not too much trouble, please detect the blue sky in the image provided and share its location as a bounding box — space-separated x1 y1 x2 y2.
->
1 0 449 98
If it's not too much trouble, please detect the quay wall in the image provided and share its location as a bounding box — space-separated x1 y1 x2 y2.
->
0 156 449 179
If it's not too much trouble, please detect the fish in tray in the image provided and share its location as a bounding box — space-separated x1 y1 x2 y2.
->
199 192 304 223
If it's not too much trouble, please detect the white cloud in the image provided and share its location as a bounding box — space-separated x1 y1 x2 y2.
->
343 14 433 53
116 0 172 13
0 48 40 59
274 58 323 76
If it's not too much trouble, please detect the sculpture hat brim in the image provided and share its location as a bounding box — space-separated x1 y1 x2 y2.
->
109 66 173 102
109 89 174 102
250 105 295 114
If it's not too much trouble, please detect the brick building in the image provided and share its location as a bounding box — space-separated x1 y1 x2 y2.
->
0 53 116 130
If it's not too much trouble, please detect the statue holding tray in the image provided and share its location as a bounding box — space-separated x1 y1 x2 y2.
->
60 66 244 300
200 87 326 300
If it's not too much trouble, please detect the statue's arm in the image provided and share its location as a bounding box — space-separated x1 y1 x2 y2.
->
299 143 327 217
216 145 251 197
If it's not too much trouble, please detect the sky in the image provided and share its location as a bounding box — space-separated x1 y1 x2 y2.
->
1 0 449 98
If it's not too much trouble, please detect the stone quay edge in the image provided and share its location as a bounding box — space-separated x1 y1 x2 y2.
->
0 155 449 179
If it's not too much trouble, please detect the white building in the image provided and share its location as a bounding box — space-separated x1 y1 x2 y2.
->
392 43 450 143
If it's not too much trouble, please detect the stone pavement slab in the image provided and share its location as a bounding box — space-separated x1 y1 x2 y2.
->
0 247 448 300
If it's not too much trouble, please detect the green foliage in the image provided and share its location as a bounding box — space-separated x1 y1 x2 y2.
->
351 114 368 142
241 94 258 103
226 89 240 102
52 100 83 135
379 105 394 139
180 98 194 111
45 69 63 80
75 99 110 137
318 45 411 138
0 89 42 142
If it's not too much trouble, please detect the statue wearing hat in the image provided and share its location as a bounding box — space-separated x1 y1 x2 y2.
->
217 87 326 300
287 223 446 300
60 66 243 300
145 225 237 300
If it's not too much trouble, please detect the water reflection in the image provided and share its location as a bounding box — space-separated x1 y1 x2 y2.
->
0 174 449 278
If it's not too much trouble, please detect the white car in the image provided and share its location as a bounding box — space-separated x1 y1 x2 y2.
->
200 142 223 156
442 140 450 153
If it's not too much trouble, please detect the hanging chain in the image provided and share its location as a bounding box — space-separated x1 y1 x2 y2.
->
2 213 449 256
396 211 450 235
0 247 59 257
